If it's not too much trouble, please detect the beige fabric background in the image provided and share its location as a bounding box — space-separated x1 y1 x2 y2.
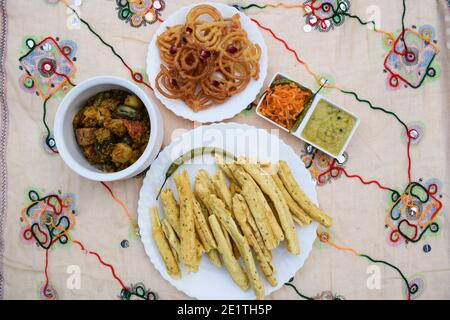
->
2 0 449 299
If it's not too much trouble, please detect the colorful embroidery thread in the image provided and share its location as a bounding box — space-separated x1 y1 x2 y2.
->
301 144 347 186
120 282 158 300
303 0 350 32
20 188 149 300
19 36 77 99
383 26 440 90
386 179 444 246
18 36 78 154
116 0 165 28
20 189 77 299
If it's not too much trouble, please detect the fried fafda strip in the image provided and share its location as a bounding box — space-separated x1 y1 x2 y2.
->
211 170 233 210
161 219 181 263
229 182 242 197
160 188 181 235
197 196 210 220
212 162 270 259
174 171 199 271
227 163 282 250
161 186 211 266
209 215 249 292
211 175 242 260
233 163 285 243
206 248 222 268
216 157 239 184
270 172 312 226
150 207 181 279
245 205 272 263
195 170 234 252
292 215 305 226
233 194 277 287
240 160 299 255
196 196 222 267
278 161 332 228
208 195 265 300
193 198 217 251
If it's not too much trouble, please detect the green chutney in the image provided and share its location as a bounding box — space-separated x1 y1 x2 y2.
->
301 99 357 156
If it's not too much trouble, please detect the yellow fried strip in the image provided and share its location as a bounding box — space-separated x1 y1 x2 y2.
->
193 198 217 251
151 207 181 279
208 195 265 300
195 171 233 253
196 195 222 267
234 164 285 243
233 194 277 287
227 163 280 250
174 171 198 270
278 161 332 228
216 157 239 184
229 182 242 197
207 249 222 268
211 170 233 210
160 188 181 236
270 173 312 226
209 215 249 292
161 219 181 263
240 160 299 255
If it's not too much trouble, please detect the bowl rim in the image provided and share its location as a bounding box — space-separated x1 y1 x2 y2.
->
55 75 161 181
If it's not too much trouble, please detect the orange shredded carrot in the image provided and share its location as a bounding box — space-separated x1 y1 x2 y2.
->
259 83 311 130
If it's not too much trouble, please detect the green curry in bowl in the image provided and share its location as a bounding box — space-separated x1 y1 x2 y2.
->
73 90 150 173
300 97 359 157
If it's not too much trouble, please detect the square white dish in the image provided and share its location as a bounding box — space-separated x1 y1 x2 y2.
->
255 72 314 134
256 73 360 161
293 94 360 160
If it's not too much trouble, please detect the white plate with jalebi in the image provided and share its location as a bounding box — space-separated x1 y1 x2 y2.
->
137 123 319 300
146 2 269 123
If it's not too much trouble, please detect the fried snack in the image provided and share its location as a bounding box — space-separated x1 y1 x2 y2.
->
160 187 211 266
233 194 277 287
150 207 181 279
292 215 305 226
245 202 272 263
195 170 233 252
211 171 233 210
208 195 265 299
161 219 181 263
229 182 242 197
227 163 283 250
193 198 217 252
155 4 261 111
196 197 223 267
240 160 299 255
259 83 312 130
216 157 239 185
278 161 332 228
209 215 250 292
160 188 181 235
206 249 222 268
270 173 312 226
174 171 198 271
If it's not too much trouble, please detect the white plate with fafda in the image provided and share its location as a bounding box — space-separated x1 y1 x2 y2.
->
137 123 332 300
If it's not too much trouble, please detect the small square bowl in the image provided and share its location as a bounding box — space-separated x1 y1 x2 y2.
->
293 94 360 160
256 73 314 133
255 73 360 161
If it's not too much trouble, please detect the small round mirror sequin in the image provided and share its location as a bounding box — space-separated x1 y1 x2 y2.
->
304 25 312 33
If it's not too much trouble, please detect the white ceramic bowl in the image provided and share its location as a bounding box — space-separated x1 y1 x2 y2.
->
55 76 164 181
